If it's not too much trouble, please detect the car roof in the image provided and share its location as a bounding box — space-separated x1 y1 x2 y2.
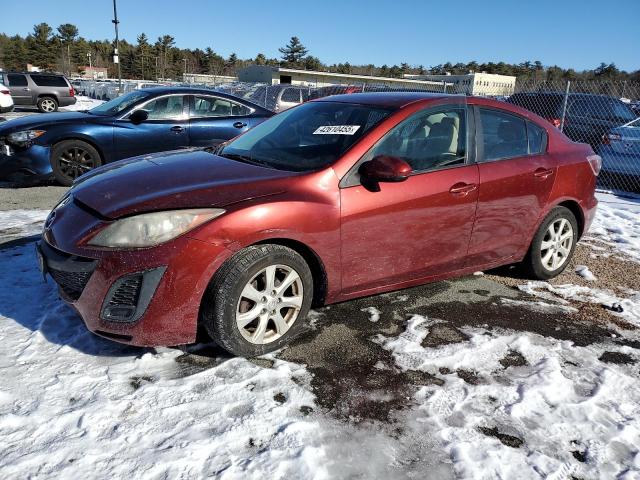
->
313 91 456 108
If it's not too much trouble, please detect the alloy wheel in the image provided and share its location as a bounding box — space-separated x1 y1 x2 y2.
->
40 98 56 112
540 218 574 271
57 147 97 181
235 264 304 344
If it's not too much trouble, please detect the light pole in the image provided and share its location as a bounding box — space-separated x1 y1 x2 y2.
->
112 0 122 94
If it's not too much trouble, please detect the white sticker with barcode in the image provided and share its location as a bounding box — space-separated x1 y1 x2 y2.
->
313 125 361 135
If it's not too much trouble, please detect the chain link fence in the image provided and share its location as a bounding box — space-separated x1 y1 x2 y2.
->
75 77 640 195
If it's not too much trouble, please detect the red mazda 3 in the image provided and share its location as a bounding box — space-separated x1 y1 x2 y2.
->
39 93 599 356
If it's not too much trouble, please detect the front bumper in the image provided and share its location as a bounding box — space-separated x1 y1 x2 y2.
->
39 220 233 347
0 141 52 180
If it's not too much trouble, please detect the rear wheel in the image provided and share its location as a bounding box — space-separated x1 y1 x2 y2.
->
521 206 578 280
37 96 58 113
51 140 102 186
201 244 313 357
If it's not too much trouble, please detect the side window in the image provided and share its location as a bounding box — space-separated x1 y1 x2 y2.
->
527 121 547 154
366 106 467 172
281 88 301 103
7 74 28 87
31 75 68 87
192 96 250 117
479 108 528 162
141 95 185 120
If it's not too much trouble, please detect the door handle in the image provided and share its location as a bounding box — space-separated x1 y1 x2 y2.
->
449 182 478 196
170 126 184 133
22 88 30 91
233 121 247 129
533 167 554 179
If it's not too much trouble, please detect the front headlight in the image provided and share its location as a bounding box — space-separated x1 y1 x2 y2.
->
7 130 46 146
87 208 225 248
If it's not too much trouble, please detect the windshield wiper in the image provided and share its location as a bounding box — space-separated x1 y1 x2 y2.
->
218 152 270 168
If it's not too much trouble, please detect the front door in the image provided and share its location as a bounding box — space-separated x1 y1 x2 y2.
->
113 94 189 160
340 103 479 294
466 106 556 266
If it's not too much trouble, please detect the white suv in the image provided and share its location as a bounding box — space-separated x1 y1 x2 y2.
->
0 82 14 113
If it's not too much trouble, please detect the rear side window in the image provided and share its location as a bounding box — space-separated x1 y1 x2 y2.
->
527 121 547 154
31 75 68 87
192 95 250 117
7 74 28 87
479 108 528 161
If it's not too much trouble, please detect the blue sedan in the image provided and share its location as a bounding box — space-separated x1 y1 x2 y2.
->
0 87 273 185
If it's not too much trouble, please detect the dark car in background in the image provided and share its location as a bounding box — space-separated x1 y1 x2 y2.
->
507 92 637 150
0 87 273 185
1 72 76 113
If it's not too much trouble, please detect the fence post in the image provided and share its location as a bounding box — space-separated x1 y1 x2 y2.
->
560 80 570 133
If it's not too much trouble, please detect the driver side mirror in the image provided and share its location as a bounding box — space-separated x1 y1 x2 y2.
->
359 155 412 191
129 109 149 125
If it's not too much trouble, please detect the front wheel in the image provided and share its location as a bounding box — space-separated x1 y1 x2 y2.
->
51 140 102 186
521 206 578 280
201 244 314 357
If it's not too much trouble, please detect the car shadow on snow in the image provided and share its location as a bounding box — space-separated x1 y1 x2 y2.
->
0 236 152 358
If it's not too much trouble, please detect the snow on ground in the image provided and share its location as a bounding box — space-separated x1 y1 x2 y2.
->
0 193 639 479
60 95 105 112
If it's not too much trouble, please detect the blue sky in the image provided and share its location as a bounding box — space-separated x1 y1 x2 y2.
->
1 0 637 71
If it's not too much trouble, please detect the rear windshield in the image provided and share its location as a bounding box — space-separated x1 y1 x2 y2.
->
31 75 69 87
219 101 392 171
507 94 563 117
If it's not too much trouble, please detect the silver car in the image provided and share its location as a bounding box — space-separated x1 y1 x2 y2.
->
1 72 76 113
601 117 640 177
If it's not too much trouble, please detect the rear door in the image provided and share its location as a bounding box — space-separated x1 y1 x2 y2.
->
466 106 555 267
113 94 189 159
188 94 261 147
6 74 32 105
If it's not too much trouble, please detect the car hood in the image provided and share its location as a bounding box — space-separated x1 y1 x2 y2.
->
71 149 298 219
0 111 96 134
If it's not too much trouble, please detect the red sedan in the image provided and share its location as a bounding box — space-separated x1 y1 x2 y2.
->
39 93 600 356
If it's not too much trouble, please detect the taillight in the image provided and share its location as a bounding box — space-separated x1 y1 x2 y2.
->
69 87 75 97
0 89 10 95
587 154 602 176
550 118 561 128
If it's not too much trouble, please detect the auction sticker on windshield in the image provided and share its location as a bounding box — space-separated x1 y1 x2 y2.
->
313 125 361 135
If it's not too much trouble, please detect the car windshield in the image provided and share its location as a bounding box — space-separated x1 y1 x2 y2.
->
219 101 392 171
89 90 151 116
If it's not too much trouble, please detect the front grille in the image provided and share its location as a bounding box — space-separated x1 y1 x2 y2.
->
108 275 142 308
49 268 93 300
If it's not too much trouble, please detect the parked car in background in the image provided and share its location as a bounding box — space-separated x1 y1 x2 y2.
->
0 82 14 113
38 92 599 356
0 72 76 112
600 117 640 181
244 84 310 112
507 92 637 150
0 87 272 185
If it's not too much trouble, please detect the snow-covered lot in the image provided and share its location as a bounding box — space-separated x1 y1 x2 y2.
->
0 194 639 479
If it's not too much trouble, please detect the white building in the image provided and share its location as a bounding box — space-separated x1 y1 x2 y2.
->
403 72 516 96
238 66 453 92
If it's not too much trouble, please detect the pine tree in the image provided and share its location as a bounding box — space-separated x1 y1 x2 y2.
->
278 36 308 67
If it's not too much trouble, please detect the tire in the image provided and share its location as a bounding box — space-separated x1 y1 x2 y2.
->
521 206 578 280
201 244 314 357
50 140 102 186
37 96 58 113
